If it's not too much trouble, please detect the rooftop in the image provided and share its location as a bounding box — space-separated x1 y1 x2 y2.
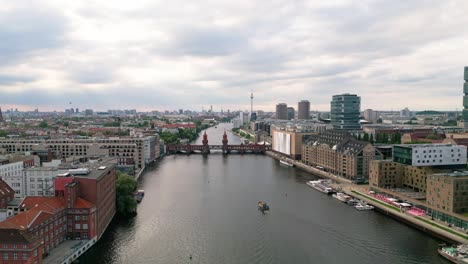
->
431 171 468 177
396 144 464 149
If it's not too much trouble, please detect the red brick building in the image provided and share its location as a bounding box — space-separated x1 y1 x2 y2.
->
0 179 14 209
0 160 116 264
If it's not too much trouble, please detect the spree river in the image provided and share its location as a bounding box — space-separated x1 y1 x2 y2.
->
81 123 449 264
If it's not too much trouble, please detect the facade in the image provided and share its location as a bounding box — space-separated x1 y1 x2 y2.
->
427 172 468 214
362 109 378 123
369 160 404 189
275 103 288 120
330 94 361 130
0 229 42 264
393 144 467 167
302 130 382 180
287 107 295 120
271 125 319 160
297 100 310 120
0 136 160 170
0 179 14 221
400 107 411 117
463 66 468 129
23 167 68 197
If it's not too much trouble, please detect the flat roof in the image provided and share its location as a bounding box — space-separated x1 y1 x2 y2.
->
395 144 462 148
431 171 468 177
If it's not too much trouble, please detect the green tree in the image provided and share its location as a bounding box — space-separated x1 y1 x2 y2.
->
369 134 374 144
116 172 138 216
0 131 7 137
39 121 48 128
363 133 369 142
377 118 383 123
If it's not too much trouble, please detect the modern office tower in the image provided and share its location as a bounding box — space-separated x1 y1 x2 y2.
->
298 100 310 120
287 107 295 120
463 67 468 129
330 93 361 130
276 103 288 120
0 107 3 122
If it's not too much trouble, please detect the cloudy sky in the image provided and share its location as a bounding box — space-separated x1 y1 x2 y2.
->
0 0 467 112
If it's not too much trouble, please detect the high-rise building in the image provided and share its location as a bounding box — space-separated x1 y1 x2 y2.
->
287 107 295 120
463 66 468 129
298 100 310 120
400 107 410 117
330 94 361 130
276 103 288 120
0 107 3 123
363 109 378 123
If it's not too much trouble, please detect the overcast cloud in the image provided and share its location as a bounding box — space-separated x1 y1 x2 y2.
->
0 0 467 112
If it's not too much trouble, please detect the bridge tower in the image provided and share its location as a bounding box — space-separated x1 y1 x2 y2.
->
222 131 229 154
202 131 210 154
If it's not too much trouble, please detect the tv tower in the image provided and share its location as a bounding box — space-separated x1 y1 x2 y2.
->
250 91 253 114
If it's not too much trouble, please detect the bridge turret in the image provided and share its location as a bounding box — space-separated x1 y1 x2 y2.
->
202 131 208 145
222 131 228 145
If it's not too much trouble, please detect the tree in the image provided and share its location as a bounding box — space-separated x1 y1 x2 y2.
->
116 172 138 217
357 133 362 141
39 121 48 128
363 133 369 142
369 134 374 144
377 118 383 124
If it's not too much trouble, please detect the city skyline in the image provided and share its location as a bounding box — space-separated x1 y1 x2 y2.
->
1 1 468 111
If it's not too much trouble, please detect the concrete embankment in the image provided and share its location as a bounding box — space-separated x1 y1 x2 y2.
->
342 187 468 245
265 151 352 184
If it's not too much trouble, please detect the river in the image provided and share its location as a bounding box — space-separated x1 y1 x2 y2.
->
80 123 449 264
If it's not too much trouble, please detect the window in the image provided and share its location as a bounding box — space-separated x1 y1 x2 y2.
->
75 216 80 221
13 252 17 260
83 224 88 229
22 253 27 260
75 224 81 229
3 253 8 260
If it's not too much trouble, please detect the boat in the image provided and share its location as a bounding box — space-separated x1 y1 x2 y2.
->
280 160 294 167
258 201 270 212
306 180 334 194
346 198 359 205
135 190 145 203
355 203 374 211
438 244 468 263
332 192 351 203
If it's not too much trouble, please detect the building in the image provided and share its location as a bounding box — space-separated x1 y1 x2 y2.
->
330 94 361 130
0 179 14 221
0 229 42 264
463 66 468 129
362 109 378 123
393 144 467 167
302 130 382 181
0 107 3 123
271 124 319 160
400 107 411 117
0 155 40 198
84 109 94 116
287 107 295 120
427 171 468 215
298 100 310 120
276 103 288 120
0 136 160 170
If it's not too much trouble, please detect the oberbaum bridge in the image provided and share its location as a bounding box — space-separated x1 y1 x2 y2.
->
167 131 271 155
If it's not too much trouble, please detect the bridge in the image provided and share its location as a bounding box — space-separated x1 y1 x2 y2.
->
166 131 271 154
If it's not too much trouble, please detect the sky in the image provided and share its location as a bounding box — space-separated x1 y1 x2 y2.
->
0 0 467 112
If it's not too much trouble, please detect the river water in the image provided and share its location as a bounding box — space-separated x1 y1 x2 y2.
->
80 123 449 264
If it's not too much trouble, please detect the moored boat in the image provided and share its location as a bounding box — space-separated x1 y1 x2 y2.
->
280 160 294 167
346 198 359 205
332 192 350 203
135 190 145 203
438 244 468 263
355 203 374 211
306 180 334 194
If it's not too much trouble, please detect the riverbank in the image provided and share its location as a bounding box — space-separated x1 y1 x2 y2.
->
265 150 468 244
343 186 468 244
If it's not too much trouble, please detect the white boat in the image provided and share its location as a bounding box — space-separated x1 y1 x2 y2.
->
347 198 359 205
280 160 294 167
332 192 350 203
355 203 374 211
306 181 334 194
